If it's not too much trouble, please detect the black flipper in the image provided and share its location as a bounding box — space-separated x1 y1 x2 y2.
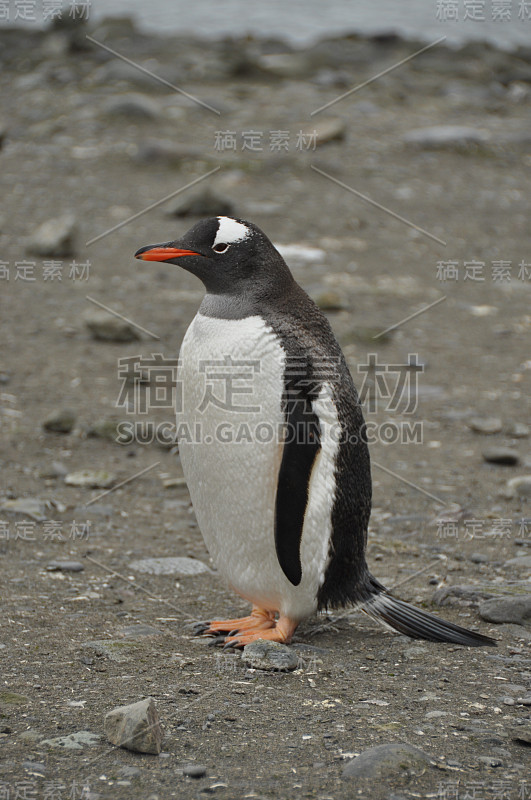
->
363 586 496 647
275 389 321 586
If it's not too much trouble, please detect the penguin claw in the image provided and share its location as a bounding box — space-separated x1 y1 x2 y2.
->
206 636 226 647
222 639 239 650
192 622 210 635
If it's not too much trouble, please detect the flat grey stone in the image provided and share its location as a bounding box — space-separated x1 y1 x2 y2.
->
103 93 160 120
506 476 531 498
183 764 207 778
64 470 115 489
508 722 531 744
165 187 234 218
84 312 140 343
82 640 143 662
104 697 162 754
504 556 531 569
479 596 531 626
242 640 298 671
43 409 76 434
27 214 76 257
0 497 48 522
342 742 435 780
403 125 489 150
40 731 100 749
129 557 211 576
46 560 84 573
468 417 503 435
483 447 520 466
506 422 530 438
432 584 496 606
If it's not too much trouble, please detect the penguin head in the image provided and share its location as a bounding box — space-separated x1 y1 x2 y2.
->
135 216 293 296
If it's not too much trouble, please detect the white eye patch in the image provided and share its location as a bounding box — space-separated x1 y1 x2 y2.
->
213 217 250 247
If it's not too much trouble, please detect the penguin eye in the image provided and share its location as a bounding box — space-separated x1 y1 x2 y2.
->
212 242 230 254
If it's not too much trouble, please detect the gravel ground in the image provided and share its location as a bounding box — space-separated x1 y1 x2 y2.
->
0 17 530 800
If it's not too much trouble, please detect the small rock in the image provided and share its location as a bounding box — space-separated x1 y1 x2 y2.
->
104 697 162 755
22 761 46 776
517 696 531 705
165 188 234 218
506 422 530 438
86 418 122 442
40 731 100 749
43 409 76 434
257 52 309 79
117 766 141 778
469 553 489 564
27 214 77 257
504 555 531 569
274 243 326 264
39 461 68 479
183 765 207 779
64 470 115 489
479 596 531 626
103 93 160 120
403 125 490 151
308 117 346 145
85 312 140 343
468 417 503 435
46 560 84 573
0 691 29 706
0 497 48 522
242 640 298 671
482 447 520 466
432 584 496 606
20 730 42 742
313 291 346 311
133 139 204 167
506 476 531 498
478 755 503 767
508 722 531 744
82 640 142 663
129 557 211 576
342 742 435 780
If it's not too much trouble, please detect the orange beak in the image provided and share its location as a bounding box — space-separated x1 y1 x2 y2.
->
134 246 202 261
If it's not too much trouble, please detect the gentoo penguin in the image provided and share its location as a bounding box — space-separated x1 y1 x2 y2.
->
135 217 495 649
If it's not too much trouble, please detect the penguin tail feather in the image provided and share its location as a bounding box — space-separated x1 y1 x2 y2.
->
362 588 497 648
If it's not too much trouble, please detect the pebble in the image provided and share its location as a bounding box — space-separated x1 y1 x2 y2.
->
117 766 141 778
313 291 346 311
103 93 160 120
104 697 162 755
129 557 211 576
84 311 140 343
506 422 529 438
432 584 495 606
183 765 207 779
342 742 434 780
27 214 77 257
40 731 100 749
257 52 309 79
508 722 531 744
469 553 489 564
274 243 326 264
467 417 502 435
482 447 520 466
504 555 531 569
308 117 347 145
46 560 84 573
403 125 490 150
86 418 122 442
479 595 531 625
22 761 46 776
0 497 48 522
39 461 68 479
242 640 298 671
64 470 115 489
165 188 234 218
505 476 531 498
43 409 76 434
518 696 531 705
133 139 204 167
82 640 143 663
